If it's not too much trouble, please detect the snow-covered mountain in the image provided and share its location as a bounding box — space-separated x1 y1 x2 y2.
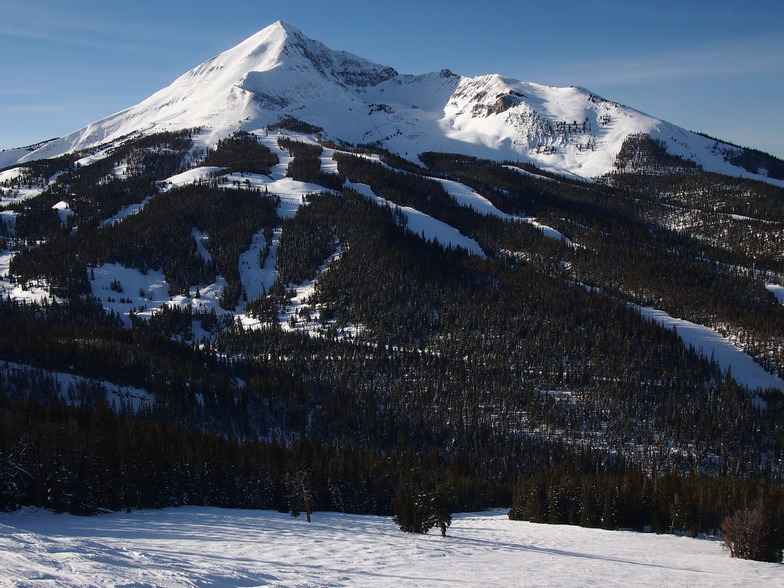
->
12 21 780 183
5 21 784 554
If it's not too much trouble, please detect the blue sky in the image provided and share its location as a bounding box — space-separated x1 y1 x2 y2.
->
2 0 783 158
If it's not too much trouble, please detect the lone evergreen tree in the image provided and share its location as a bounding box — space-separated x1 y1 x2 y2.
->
430 483 454 537
287 471 314 523
393 482 429 533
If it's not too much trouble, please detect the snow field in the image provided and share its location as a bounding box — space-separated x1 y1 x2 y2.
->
0 167 57 208
346 181 486 258
0 507 779 587
0 360 152 412
638 306 784 393
434 175 571 243
766 283 784 305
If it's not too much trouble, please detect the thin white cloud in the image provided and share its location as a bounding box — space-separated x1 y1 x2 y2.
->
540 33 784 86
0 2 201 51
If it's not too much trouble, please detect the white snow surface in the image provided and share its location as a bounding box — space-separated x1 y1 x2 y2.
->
638 306 784 392
347 181 486 257
0 360 151 412
765 283 784 305
90 263 173 326
0 147 35 169
52 200 73 223
239 227 278 304
9 21 781 186
160 166 224 189
434 176 570 243
0 252 57 305
0 167 56 207
0 507 779 587
435 177 515 218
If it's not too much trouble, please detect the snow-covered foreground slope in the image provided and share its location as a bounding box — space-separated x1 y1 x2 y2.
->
0 507 778 587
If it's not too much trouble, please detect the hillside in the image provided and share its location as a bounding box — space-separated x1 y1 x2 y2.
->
1 21 784 562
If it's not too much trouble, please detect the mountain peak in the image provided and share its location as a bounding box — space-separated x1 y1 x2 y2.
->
14 22 783 185
265 19 305 37
234 20 307 58
231 20 397 87
272 19 312 42
17 22 399 163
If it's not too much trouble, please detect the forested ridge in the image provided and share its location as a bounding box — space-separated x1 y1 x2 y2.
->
1 127 783 560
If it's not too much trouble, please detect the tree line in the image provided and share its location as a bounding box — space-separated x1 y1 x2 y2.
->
1 127 784 562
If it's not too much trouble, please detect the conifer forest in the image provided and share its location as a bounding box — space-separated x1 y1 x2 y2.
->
1 127 783 561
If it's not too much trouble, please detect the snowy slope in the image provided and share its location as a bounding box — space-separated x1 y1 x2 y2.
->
1 127 778 393
0 507 779 587
12 22 781 185
638 306 784 393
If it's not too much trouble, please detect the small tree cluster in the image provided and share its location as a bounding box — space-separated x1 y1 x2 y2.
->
720 501 783 563
393 482 454 537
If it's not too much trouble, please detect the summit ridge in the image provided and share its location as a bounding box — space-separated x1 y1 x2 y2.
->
13 21 782 184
